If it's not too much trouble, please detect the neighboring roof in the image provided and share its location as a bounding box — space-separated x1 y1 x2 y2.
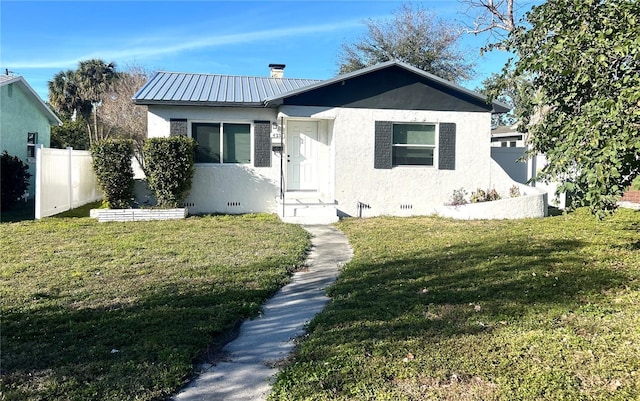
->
132 61 510 113
265 61 511 113
491 125 519 135
132 72 321 106
0 75 62 126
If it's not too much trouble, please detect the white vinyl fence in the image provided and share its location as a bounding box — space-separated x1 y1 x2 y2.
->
35 146 102 219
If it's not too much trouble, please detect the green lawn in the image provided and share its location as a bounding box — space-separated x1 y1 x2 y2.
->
270 208 640 400
0 214 309 401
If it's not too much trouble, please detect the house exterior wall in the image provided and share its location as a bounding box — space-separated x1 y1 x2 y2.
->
0 82 52 197
146 105 280 214
146 104 530 218
281 106 495 217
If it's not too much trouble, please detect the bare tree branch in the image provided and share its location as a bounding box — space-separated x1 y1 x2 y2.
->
461 0 516 36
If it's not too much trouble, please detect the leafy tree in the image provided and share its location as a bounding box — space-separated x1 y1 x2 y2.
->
505 0 640 217
478 71 533 128
338 3 474 82
50 117 90 150
100 65 150 168
48 59 118 146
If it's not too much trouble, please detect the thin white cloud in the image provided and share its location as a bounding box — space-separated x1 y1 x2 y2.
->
6 19 363 70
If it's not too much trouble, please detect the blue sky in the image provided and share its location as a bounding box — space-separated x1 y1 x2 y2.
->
1 1 537 102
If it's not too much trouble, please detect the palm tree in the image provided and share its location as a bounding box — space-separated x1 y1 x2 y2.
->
76 59 118 144
48 70 91 120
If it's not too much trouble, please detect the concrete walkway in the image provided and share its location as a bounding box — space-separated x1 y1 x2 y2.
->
172 225 353 401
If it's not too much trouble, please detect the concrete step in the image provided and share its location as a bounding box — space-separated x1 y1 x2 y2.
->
276 195 339 224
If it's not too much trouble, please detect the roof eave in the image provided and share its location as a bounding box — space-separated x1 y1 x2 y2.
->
133 99 269 108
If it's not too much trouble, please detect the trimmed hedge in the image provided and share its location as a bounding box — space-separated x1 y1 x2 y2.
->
1 151 32 210
143 136 195 208
91 139 134 209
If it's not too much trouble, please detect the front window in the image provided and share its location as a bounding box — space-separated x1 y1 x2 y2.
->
392 124 435 166
192 122 251 164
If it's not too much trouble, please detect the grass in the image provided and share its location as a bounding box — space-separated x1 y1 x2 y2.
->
0 213 310 401
270 208 640 400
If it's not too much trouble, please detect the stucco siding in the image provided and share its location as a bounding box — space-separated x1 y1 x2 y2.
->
327 107 493 217
1 82 52 197
146 105 280 214
144 104 532 218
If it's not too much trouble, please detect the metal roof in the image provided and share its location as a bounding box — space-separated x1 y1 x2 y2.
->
132 61 510 113
133 72 321 106
0 75 15 84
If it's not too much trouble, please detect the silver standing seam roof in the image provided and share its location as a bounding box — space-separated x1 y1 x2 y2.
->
132 61 510 113
132 72 321 107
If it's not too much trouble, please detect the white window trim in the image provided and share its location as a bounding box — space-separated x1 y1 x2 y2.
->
188 120 254 165
391 122 439 168
27 131 38 160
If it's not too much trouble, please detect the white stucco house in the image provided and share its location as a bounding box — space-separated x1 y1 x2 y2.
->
133 61 547 223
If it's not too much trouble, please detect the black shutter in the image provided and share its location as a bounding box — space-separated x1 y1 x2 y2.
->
170 119 187 137
438 123 456 170
254 120 271 167
374 121 392 169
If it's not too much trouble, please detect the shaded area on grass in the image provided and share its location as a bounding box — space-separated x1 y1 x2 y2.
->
0 198 35 222
271 209 640 401
0 214 310 401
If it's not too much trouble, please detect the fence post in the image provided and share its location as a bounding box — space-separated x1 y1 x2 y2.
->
67 147 73 210
34 145 44 219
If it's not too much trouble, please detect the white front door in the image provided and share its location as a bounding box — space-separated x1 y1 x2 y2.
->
287 121 319 191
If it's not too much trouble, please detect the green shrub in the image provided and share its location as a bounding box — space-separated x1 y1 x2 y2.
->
91 139 134 209
143 136 195 208
1 151 32 210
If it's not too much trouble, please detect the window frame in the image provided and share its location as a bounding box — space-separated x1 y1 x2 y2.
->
27 131 38 159
391 123 438 167
189 121 253 165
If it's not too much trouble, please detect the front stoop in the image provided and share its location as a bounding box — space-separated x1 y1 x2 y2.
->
277 194 339 225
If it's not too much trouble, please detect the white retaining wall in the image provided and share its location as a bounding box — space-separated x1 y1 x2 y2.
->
435 159 548 219
90 208 187 222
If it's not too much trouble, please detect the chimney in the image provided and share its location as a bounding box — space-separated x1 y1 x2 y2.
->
269 64 286 78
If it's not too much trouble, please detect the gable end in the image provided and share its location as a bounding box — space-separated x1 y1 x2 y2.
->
280 66 494 112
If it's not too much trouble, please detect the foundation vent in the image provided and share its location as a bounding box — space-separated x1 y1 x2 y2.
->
227 202 241 207
182 202 195 208
400 204 413 210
